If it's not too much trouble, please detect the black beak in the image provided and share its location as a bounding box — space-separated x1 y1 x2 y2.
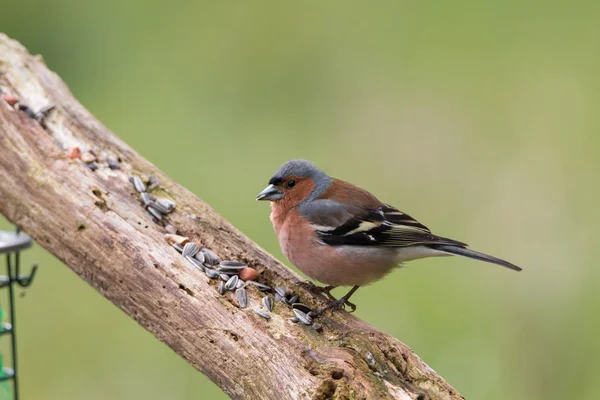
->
256 184 283 201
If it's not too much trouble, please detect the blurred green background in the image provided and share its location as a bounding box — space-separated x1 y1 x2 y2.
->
1 1 599 399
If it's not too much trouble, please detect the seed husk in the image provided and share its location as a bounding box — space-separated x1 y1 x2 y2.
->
246 281 271 291
205 269 220 279
275 286 289 298
262 296 274 311
156 198 176 212
186 256 204 271
148 201 171 215
217 280 225 295
236 288 248 308
172 243 183 253
194 251 205 263
182 242 199 258
165 234 189 246
147 207 162 221
202 249 220 266
220 273 231 282
219 261 246 270
108 159 120 170
131 175 146 193
287 295 299 305
141 192 153 206
235 279 246 289
255 309 271 320
224 275 239 290
293 309 312 325
85 162 98 171
292 303 312 314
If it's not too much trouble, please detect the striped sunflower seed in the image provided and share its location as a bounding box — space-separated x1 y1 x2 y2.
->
220 273 231 282
205 269 220 279
274 286 288 298
219 261 246 270
293 309 312 326
292 303 312 314
217 280 225 295
148 201 170 215
194 251 205 263
255 309 271 320
287 294 299 305
262 296 274 311
182 242 199 258
141 192 153 206
236 288 248 308
131 175 146 193
235 279 246 289
275 292 286 303
147 207 162 221
172 243 184 253
156 198 176 212
186 256 204 271
202 249 220 266
224 275 239 291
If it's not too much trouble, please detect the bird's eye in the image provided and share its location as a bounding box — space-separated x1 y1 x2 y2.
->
287 180 296 188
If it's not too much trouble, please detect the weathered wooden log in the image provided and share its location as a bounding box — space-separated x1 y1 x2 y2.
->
0 33 463 400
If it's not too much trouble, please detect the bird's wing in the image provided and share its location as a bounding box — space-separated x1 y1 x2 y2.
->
301 200 466 248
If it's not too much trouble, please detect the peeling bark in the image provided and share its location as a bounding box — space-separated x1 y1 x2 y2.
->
0 34 463 400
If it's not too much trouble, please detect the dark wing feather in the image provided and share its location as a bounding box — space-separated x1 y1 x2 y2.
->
310 203 466 248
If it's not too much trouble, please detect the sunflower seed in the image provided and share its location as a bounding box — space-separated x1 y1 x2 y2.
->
202 249 220 266
217 280 225 295
141 192 153 206
194 251 205 263
182 242 199 258
275 292 286 303
108 159 120 170
147 207 162 221
156 198 176 212
287 295 299 305
275 286 289 298
365 352 376 366
148 201 170 215
219 261 246 270
85 162 98 171
235 279 246 289
293 309 312 325
246 281 271 291
203 262 215 269
172 243 184 253
186 256 204 271
205 269 220 279
262 296 274 311
255 309 271 320
236 288 248 308
131 175 146 192
311 322 323 332
292 303 312 314
224 275 239 291
220 273 231 281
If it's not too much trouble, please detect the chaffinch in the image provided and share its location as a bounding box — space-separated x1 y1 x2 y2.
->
257 159 521 315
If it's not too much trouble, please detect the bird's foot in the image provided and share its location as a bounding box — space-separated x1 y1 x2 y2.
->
314 296 357 316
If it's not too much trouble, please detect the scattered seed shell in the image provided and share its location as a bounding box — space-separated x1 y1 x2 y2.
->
141 192 152 206
149 201 170 215
236 288 248 308
255 309 271 320
220 273 231 282
275 292 286 303
275 286 289 298
262 296 274 311
172 243 183 253
205 269 220 279
81 152 97 163
156 198 176 212
219 261 247 270
147 207 162 221
224 275 239 290
131 175 146 193
292 303 312 314
293 309 313 325
239 267 259 281
287 295 299 305
217 280 225 295
165 234 189 246
194 251 205 263
202 249 220 266
182 242 199 258
186 256 204 271
235 279 246 289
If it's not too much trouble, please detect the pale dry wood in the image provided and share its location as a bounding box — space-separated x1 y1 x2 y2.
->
0 33 464 400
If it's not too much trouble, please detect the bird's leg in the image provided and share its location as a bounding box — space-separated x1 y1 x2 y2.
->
315 285 360 316
294 280 338 301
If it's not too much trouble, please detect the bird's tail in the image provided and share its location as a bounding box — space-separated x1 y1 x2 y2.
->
431 245 522 272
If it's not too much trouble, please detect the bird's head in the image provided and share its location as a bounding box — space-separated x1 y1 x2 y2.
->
256 159 332 207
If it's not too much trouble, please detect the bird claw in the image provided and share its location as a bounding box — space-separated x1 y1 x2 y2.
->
315 297 356 316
